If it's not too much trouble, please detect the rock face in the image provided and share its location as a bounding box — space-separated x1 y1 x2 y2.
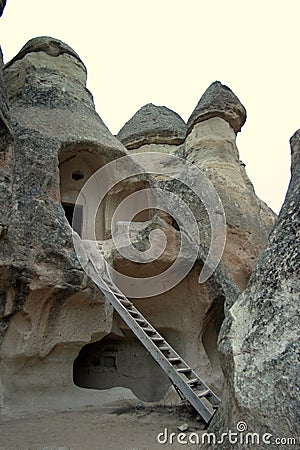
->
73 84 275 404
0 29 280 421
4 37 128 162
0 0 10 150
117 103 187 151
185 85 275 292
6 36 83 68
187 81 246 135
0 47 10 140
210 132 300 445
0 36 140 411
0 0 6 17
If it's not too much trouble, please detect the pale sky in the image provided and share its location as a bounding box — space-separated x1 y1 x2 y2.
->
1 0 299 213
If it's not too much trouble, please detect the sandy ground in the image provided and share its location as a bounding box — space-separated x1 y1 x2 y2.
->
0 400 206 450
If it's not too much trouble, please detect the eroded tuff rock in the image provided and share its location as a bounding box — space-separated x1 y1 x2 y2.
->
185 85 275 292
77 83 276 403
4 37 129 160
5 36 83 69
0 36 141 410
187 81 247 135
0 0 6 17
0 48 10 138
118 83 275 293
0 0 11 147
0 29 280 419
209 131 300 446
0 0 13 311
117 103 187 150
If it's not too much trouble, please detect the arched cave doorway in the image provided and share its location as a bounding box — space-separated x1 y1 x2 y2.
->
59 145 154 240
59 147 106 240
73 327 175 402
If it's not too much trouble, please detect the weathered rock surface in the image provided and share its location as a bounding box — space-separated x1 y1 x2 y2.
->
0 29 281 425
93 83 276 403
117 103 187 150
187 81 247 135
0 0 11 148
0 0 6 17
185 89 275 291
5 36 84 68
4 37 128 161
0 36 137 411
209 131 300 446
0 47 10 139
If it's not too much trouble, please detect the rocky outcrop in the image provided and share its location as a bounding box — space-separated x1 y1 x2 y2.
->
0 0 13 316
0 29 279 419
5 36 83 68
117 103 187 151
210 131 300 446
0 0 11 149
185 83 275 291
4 37 128 162
93 82 276 404
0 47 10 140
0 0 6 17
0 36 139 411
187 81 246 135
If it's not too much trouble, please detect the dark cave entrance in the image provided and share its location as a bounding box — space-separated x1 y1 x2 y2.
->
62 202 83 237
73 330 172 402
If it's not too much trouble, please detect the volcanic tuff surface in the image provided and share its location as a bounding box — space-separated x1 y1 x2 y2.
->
0 35 133 410
117 103 187 149
0 5 297 445
208 131 300 445
187 81 247 135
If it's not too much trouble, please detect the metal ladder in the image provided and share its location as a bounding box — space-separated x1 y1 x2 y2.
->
85 251 220 423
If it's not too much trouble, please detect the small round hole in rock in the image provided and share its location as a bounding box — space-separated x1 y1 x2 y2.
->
72 171 84 181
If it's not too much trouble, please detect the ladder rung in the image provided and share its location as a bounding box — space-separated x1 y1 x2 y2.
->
119 299 132 306
151 337 164 342
177 367 192 374
187 378 198 385
158 346 170 353
114 292 126 298
143 327 156 334
197 389 210 398
135 318 147 325
128 310 139 316
168 357 181 364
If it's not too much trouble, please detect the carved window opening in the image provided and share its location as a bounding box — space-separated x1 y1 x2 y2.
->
62 202 83 237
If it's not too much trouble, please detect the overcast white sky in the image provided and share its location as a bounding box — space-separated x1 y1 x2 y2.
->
1 0 299 213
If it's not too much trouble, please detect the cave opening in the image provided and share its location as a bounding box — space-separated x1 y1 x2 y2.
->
62 202 83 237
73 331 171 402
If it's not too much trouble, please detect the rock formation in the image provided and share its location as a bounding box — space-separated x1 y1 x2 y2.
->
187 80 246 135
0 12 290 433
0 1 6 17
0 0 10 151
117 103 187 150
209 131 300 446
185 81 275 291
73 84 275 404
0 35 142 411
